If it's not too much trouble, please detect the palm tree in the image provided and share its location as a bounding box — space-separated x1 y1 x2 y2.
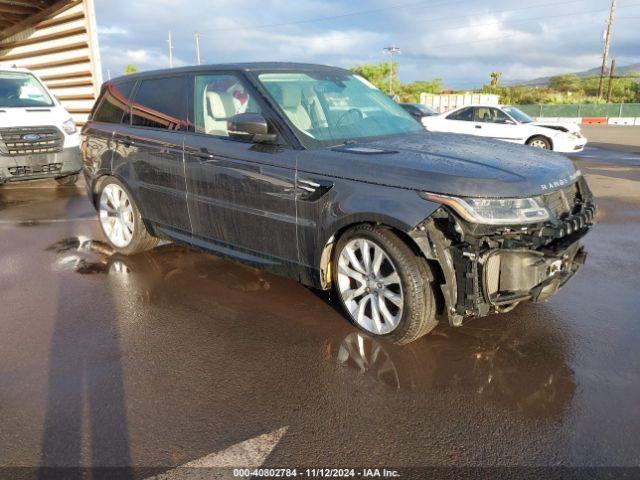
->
490 71 502 87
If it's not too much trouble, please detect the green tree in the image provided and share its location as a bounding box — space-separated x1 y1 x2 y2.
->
349 62 398 95
398 79 443 103
124 64 139 75
549 74 581 92
349 62 442 101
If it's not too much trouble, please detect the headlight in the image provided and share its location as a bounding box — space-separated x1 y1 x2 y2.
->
62 118 77 135
420 192 550 225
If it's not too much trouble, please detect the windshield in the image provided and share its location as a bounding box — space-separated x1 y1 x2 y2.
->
502 106 533 124
413 104 436 115
0 71 54 108
257 71 423 147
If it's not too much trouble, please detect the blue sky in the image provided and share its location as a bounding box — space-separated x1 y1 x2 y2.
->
94 0 640 89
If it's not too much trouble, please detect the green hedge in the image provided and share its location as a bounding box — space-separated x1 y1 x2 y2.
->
517 103 640 118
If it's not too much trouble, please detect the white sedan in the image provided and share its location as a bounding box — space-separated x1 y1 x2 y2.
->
421 105 587 153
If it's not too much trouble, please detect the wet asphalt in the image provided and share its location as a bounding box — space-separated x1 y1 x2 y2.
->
1 144 639 477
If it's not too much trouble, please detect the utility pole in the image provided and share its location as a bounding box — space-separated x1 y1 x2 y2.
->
606 58 616 103
167 31 174 68
383 45 400 96
597 0 617 98
195 32 201 65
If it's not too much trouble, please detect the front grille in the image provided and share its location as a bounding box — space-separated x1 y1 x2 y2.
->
0 126 64 156
7 163 62 176
542 183 580 218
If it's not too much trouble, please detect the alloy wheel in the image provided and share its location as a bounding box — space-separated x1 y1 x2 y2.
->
99 184 135 248
529 139 549 149
337 238 404 335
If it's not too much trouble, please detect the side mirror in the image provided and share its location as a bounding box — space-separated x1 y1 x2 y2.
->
228 113 277 143
505 119 516 125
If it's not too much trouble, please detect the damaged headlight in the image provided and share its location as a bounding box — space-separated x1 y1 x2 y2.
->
420 193 550 225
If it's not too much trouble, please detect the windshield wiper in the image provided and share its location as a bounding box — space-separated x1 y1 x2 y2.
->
330 139 358 148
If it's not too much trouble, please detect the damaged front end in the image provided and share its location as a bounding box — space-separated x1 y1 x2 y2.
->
410 175 595 326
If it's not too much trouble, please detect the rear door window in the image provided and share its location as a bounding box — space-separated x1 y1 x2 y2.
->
92 80 136 123
131 76 188 130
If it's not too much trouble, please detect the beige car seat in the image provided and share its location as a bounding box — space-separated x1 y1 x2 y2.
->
280 86 312 131
204 91 236 135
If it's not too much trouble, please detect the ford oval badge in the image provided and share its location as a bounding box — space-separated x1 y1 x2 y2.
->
23 133 41 141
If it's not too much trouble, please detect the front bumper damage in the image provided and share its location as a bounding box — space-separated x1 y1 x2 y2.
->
411 177 595 326
0 147 82 184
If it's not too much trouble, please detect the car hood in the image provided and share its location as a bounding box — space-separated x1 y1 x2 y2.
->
0 105 68 129
298 131 579 198
531 120 581 134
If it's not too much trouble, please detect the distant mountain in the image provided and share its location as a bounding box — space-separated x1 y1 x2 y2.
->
506 63 640 87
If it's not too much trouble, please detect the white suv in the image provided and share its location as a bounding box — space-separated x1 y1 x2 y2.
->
0 67 82 186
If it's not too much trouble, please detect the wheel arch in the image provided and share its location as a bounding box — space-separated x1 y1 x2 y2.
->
526 134 553 150
317 216 435 290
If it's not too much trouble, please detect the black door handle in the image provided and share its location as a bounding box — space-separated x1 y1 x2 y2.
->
475 125 482 129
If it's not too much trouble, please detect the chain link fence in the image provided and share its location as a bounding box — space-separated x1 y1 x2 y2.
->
517 103 640 118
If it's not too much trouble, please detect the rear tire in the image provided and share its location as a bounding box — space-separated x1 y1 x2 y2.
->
526 136 551 150
332 224 437 345
97 177 158 255
55 173 79 186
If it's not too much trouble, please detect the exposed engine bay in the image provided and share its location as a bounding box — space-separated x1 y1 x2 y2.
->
411 176 595 326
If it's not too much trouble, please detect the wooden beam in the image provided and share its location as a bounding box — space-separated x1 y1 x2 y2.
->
1 25 85 48
45 78 92 88
0 0 46 7
35 9 83 28
0 3 39 14
66 107 92 114
0 40 87 60
21 54 88 70
39 69 90 81
0 0 78 41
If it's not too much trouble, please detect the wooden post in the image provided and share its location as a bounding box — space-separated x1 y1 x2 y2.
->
606 58 616 103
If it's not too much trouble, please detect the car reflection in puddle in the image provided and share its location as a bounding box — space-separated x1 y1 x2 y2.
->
46 237 276 292
46 237 576 420
325 325 576 418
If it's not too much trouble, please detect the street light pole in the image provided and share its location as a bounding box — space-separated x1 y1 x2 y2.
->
167 31 174 68
195 32 201 65
383 45 400 96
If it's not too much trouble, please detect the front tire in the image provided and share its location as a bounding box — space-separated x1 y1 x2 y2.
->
55 173 79 186
333 225 437 345
526 135 551 150
97 177 158 255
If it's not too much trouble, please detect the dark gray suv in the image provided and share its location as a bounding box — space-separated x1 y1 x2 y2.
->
81 63 595 344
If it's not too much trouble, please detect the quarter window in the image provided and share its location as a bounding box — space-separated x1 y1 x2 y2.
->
446 107 473 121
131 76 188 130
92 81 135 124
194 74 261 136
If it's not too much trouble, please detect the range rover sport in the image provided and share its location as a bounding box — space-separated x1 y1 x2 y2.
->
81 63 595 345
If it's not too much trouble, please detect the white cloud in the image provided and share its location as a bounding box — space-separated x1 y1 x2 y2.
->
98 25 128 35
93 0 640 88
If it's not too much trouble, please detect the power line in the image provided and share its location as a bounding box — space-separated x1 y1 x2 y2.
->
199 0 469 34
402 3 640 53
423 2 640 38
197 0 638 35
